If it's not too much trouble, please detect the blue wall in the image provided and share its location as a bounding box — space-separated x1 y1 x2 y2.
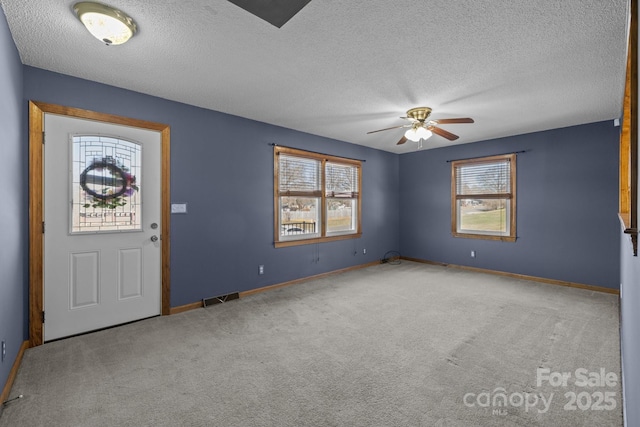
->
620 231 640 427
399 121 620 289
0 8 26 393
5 24 631 420
23 66 400 306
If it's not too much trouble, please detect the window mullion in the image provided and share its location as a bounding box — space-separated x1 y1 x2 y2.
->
455 193 512 200
278 190 322 197
321 158 327 237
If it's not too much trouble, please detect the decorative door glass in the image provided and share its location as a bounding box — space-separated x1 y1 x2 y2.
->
71 135 142 233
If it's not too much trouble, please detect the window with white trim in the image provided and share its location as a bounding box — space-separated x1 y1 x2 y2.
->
451 154 516 241
274 146 361 247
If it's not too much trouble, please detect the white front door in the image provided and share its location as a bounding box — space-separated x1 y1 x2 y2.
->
43 113 162 341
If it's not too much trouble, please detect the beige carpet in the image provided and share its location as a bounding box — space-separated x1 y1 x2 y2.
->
0 261 622 426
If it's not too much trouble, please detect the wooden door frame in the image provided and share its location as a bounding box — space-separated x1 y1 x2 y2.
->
28 101 171 347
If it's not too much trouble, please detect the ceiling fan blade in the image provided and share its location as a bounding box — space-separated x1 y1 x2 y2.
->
396 135 408 145
366 124 409 134
429 126 459 141
431 118 475 124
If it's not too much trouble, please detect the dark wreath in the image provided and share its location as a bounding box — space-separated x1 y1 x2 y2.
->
79 160 128 200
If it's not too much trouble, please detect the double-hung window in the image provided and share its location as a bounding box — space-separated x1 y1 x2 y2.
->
451 154 516 241
274 146 361 247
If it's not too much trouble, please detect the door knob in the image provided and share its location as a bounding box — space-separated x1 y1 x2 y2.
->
150 235 159 242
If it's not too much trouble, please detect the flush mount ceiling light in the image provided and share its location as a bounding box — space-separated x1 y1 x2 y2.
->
73 2 137 46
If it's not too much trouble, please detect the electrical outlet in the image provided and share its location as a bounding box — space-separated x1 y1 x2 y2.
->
471 250 476 258
363 248 367 254
1 340 5 362
259 265 264 275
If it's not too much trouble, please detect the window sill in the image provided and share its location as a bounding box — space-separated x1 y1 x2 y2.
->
274 232 362 248
452 232 516 242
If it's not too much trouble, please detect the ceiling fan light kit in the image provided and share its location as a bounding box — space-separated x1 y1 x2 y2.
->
367 106 475 147
404 125 432 142
73 2 137 46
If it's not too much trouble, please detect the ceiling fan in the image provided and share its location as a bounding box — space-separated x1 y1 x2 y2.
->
367 107 474 145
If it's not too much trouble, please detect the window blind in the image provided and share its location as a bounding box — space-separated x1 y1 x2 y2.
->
455 159 511 196
326 162 359 198
279 154 321 193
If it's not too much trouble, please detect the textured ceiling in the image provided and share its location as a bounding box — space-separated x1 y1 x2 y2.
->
0 0 631 153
